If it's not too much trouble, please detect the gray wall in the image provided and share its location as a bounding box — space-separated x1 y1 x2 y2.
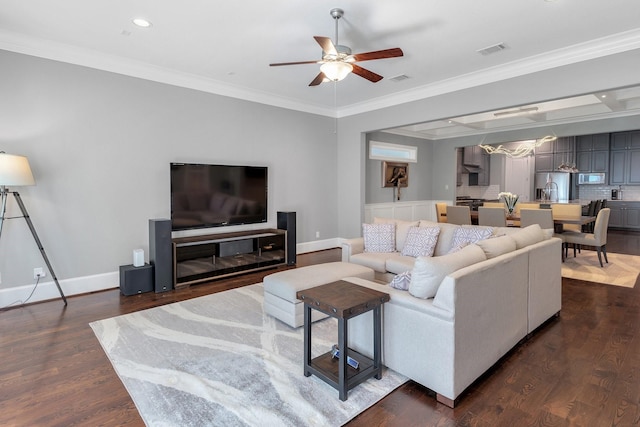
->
0 50 337 291
365 132 433 203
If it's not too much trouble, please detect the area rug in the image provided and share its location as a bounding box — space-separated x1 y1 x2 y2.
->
90 283 407 426
561 251 639 288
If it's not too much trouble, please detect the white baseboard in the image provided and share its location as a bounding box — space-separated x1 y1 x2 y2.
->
0 239 342 308
0 271 119 308
296 238 341 254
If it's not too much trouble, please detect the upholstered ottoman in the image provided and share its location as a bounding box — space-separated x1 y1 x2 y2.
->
263 262 375 328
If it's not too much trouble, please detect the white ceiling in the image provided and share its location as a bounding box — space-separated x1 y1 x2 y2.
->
2 0 640 126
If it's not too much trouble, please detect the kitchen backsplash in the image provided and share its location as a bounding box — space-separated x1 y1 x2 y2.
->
577 184 640 201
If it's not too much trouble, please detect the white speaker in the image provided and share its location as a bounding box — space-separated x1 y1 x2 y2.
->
133 249 144 267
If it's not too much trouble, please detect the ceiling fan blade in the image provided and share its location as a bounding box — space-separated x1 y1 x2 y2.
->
309 72 326 86
314 36 337 55
352 64 383 83
352 48 404 62
270 60 320 67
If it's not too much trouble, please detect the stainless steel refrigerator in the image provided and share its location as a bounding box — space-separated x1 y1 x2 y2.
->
535 172 573 202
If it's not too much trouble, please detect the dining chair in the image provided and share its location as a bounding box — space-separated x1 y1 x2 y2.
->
478 207 506 227
446 205 472 225
512 202 539 226
551 203 582 232
562 208 611 266
520 208 566 261
583 200 598 232
435 202 448 223
482 202 504 208
520 208 554 229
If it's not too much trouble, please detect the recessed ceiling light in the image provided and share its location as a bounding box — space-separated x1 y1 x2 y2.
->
132 18 152 28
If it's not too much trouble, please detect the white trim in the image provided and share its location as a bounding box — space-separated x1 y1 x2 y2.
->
0 271 118 308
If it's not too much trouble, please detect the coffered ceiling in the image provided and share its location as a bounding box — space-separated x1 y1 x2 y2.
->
1 0 640 122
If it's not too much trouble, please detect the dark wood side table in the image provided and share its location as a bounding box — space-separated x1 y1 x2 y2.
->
296 280 390 401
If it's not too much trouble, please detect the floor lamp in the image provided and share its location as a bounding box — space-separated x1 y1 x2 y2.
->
0 152 67 306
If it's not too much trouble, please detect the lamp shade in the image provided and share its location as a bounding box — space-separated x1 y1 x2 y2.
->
0 153 36 186
320 61 353 81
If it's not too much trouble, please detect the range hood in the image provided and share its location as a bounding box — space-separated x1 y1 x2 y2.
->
461 165 483 173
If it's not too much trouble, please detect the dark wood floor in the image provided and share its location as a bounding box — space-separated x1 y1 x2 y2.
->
1 231 638 426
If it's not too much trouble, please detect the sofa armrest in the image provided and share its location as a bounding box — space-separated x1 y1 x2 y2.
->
341 237 364 262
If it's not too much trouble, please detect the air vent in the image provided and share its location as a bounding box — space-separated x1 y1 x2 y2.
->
476 43 507 56
389 74 410 82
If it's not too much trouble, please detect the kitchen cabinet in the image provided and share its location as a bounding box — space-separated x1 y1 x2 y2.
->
608 202 640 229
576 134 609 173
535 153 554 172
610 131 640 150
463 145 483 165
456 148 463 186
609 131 640 185
535 136 575 173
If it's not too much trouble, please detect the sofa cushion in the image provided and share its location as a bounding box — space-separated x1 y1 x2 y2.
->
385 254 417 274
451 225 494 248
389 271 411 290
476 235 517 259
409 244 487 299
374 218 419 251
401 226 440 257
363 223 396 253
510 224 544 249
350 252 390 272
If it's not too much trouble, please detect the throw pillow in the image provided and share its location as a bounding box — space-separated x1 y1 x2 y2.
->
401 226 440 257
389 271 411 290
511 224 544 249
476 235 517 259
362 223 396 253
451 226 493 248
409 244 487 299
374 217 419 252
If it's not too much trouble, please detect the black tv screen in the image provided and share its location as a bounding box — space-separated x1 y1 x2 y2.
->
170 163 268 231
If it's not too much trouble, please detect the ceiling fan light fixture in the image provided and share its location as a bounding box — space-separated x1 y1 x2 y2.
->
320 61 353 81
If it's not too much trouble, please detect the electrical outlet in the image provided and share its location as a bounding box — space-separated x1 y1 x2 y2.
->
315 231 320 238
34 267 45 279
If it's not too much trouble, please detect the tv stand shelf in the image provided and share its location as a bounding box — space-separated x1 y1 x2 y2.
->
172 228 287 288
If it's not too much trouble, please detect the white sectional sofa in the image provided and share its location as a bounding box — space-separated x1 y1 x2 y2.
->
340 218 562 407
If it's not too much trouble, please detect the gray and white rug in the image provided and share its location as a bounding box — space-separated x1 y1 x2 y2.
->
90 284 407 426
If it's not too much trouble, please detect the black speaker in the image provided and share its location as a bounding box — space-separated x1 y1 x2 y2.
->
277 211 296 265
119 264 154 296
149 219 173 293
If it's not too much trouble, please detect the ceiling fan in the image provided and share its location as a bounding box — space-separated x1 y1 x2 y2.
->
269 8 404 86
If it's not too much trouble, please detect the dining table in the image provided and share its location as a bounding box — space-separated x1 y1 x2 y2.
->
465 211 596 232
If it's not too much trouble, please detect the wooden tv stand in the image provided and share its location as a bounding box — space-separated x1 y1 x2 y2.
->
172 228 287 288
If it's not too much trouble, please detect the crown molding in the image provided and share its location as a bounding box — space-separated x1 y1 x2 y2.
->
1 28 640 119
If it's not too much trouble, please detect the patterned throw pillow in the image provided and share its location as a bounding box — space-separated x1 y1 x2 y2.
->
451 226 493 248
362 223 396 253
389 271 411 290
401 226 440 257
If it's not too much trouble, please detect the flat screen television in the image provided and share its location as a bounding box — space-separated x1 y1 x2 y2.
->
170 163 268 231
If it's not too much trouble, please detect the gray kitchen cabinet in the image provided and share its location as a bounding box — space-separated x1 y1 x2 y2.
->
535 136 575 172
576 133 609 173
607 202 640 230
576 150 609 173
609 141 640 185
610 131 640 150
535 153 554 172
463 145 483 166
576 133 610 151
